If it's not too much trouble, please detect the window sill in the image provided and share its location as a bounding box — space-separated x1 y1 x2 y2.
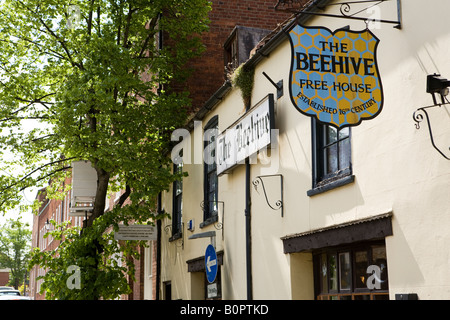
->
200 214 218 228
307 175 355 197
169 232 182 242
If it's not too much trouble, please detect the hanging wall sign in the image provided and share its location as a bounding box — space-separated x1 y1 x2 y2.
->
288 24 383 128
217 94 275 175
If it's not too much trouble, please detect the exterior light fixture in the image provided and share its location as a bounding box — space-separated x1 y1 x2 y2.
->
45 219 52 231
426 73 450 105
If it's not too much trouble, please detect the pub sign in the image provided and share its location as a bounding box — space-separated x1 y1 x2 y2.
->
288 24 383 128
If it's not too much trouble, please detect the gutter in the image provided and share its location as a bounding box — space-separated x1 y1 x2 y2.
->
185 80 232 131
246 0 330 69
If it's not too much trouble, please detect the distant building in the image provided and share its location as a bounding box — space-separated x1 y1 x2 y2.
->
0 269 10 287
29 178 78 300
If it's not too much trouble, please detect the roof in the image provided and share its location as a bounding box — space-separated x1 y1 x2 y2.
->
281 212 393 253
281 212 393 241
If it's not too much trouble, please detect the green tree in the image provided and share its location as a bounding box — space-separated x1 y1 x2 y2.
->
0 0 211 299
0 218 31 290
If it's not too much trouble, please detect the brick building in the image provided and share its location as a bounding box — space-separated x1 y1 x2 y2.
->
29 177 79 300
0 269 10 287
182 0 293 115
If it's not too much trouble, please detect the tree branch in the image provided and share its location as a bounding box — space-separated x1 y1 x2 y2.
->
15 0 83 70
117 184 131 208
87 0 94 38
137 17 159 59
122 5 138 49
0 157 78 194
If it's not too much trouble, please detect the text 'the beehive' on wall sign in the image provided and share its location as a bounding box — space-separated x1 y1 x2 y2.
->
288 24 384 128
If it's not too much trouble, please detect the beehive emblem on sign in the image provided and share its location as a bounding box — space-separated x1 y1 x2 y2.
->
288 24 383 128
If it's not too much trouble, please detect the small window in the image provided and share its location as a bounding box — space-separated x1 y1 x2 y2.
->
163 281 172 300
309 119 353 195
171 152 183 238
202 116 219 226
224 33 238 74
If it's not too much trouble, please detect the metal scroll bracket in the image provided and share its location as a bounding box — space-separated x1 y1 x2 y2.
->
252 174 284 217
413 104 450 160
275 0 402 29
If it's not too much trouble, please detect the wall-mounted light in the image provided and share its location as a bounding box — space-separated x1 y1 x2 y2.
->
45 219 52 231
426 73 450 105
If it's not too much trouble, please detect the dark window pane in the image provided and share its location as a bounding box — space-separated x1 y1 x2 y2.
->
339 252 351 291
339 138 351 170
204 118 218 220
328 254 338 292
371 245 388 290
338 127 350 139
313 120 352 186
208 193 217 214
204 128 218 168
326 144 338 174
172 160 183 235
326 126 338 144
320 253 328 293
354 250 369 289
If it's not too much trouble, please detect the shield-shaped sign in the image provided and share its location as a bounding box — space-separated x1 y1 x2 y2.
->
288 24 383 128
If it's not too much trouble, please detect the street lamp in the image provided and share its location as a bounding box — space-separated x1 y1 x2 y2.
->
45 219 50 230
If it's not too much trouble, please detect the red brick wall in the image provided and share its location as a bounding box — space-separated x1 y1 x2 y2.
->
182 0 291 114
30 177 75 300
0 271 9 286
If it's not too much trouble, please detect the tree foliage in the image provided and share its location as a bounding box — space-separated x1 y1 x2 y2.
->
29 209 158 300
0 218 31 289
0 0 211 299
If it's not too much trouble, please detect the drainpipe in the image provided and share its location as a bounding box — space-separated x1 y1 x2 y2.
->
245 91 253 300
245 158 252 300
156 192 162 300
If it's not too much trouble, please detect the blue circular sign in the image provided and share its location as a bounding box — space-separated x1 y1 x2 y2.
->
205 244 218 283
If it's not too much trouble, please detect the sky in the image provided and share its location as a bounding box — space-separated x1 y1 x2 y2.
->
0 119 48 230
0 184 37 230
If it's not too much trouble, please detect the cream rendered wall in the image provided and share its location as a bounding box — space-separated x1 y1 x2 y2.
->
250 0 450 300
222 0 449 300
160 0 450 300
160 87 250 299
364 0 450 299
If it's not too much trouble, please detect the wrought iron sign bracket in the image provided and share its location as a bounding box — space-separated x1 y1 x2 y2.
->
164 222 185 249
275 0 402 29
413 104 450 161
200 200 225 232
252 174 284 217
263 72 284 99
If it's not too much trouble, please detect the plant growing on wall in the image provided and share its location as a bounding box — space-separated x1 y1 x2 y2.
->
231 64 255 109
0 0 211 299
